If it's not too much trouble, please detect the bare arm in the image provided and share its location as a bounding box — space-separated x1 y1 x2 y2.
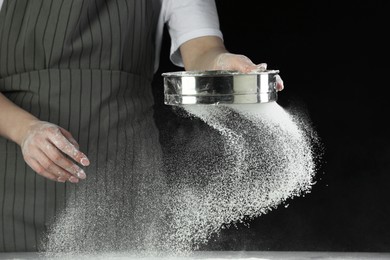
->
0 92 38 145
0 92 89 183
179 36 227 71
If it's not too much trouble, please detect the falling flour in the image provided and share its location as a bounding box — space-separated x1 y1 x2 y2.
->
160 102 320 252
41 102 321 258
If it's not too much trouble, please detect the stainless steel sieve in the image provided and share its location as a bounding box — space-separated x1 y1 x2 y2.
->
162 70 280 105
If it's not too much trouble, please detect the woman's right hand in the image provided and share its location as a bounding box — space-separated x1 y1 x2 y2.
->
20 121 90 183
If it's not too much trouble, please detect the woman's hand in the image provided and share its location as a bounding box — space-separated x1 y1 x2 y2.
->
20 121 90 183
213 53 284 91
180 36 284 91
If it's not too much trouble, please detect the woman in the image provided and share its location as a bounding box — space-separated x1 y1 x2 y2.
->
0 0 284 252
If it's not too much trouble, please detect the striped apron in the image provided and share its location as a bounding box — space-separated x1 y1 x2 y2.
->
0 0 164 252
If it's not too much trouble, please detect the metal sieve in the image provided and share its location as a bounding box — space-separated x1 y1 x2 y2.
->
162 70 280 105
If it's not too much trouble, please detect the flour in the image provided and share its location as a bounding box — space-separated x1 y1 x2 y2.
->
160 102 320 252
41 101 321 257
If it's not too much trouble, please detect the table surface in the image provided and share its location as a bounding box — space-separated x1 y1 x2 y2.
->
0 251 390 260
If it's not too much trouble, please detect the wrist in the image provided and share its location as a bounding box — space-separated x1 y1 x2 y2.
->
0 92 40 146
188 47 228 71
180 36 227 71
9 116 40 146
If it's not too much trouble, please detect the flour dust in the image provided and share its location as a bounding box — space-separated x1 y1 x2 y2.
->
41 102 321 258
161 102 320 251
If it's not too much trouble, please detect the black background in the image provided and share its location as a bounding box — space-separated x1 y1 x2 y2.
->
151 1 390 252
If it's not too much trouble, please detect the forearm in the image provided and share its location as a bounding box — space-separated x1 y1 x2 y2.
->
0 92 39 145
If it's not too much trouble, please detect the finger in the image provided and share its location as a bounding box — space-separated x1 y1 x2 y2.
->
25 157 67 183
47 129 90 167
275 74 284 91
254 63 267 71
59 127 80 149
246 63 268 74
234 55 257 73
215 53 254 72
41 142 87 179
33 150 81 183
232 56 268 73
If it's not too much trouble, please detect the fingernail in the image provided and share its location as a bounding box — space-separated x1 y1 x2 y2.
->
275 75 284 88
69 176 79 183
277 82 284 91
81 157 90 166
77 169 86 179
57 177 67 183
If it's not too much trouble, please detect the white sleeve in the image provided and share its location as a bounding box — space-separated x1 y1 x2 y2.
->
0 0 4 11
162 0 223 67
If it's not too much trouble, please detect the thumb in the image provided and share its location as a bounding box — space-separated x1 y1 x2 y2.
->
215 53 266 73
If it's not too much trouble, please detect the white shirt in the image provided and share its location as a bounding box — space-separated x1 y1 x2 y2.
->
0 0 223 72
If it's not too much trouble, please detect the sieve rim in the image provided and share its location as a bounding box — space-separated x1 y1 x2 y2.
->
161 70 280 78
162 69 280 105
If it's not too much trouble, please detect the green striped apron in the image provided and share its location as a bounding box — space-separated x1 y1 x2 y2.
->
0 0 164 252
